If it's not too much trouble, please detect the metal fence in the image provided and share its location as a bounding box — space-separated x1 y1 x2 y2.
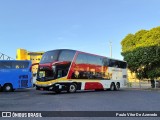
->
127 80 152 88
0 52 14 60
127 80 160 89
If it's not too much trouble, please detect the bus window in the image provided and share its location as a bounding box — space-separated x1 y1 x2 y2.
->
57 69 68 78
40 50 59 64
109 60 119 68
109 60 114 67
87 55 102 65
102 58 110 66
58 50 75 62
0 61 12 69
75 53 88 64
119 61 127 69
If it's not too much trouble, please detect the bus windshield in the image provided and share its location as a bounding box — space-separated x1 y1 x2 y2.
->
40 50 59 64
37 50 76 81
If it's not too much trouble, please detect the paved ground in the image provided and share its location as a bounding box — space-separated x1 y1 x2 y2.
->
0 88 160 120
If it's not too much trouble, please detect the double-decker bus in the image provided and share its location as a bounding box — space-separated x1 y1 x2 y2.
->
0 60 32 92
35 49 127 93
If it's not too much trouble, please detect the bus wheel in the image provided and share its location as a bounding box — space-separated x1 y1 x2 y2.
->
115 83 120 91
67 83 77 93
3 84 13 92
110 83 115 91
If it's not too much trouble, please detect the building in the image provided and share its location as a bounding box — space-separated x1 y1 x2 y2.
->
16 49 44 73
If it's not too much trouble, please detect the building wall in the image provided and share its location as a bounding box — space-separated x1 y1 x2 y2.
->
16 49 29 60
16 48 44 73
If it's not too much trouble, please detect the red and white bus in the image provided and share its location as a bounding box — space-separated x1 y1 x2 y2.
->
35 49 127 93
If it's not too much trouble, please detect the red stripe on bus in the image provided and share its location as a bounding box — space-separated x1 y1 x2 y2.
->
84 82 103 90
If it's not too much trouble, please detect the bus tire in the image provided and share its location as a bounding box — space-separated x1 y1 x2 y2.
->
67 83 77 93
115 83 120 91
3 84 13 92
110 83 115 91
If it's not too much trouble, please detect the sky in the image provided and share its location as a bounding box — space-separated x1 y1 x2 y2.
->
0 0 160 60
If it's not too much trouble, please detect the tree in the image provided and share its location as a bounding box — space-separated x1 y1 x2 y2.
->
121 26 160 80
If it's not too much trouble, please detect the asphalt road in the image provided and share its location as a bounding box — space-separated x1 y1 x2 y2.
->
0 88 160 120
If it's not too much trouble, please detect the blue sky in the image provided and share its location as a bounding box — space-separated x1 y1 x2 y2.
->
0 0 160 60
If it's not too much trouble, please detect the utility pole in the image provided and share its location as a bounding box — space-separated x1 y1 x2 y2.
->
109 41 112 58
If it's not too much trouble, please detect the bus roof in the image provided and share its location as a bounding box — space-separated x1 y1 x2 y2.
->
46 49 126 62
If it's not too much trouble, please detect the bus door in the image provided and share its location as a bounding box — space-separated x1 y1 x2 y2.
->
54 61 71 78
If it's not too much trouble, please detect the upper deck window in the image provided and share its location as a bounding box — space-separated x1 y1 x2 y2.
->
40 50 59 64
119 61 127 69
0 61 29 69
58 50 76 62
40 50 76 64
109 60 127 68
87 55 102 65
76 53 103 66
75 53 88 64
102 58 110 66
12 61 29 69
0 62 12 69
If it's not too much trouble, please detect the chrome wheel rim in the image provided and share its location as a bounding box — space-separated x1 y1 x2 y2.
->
70 85 76 92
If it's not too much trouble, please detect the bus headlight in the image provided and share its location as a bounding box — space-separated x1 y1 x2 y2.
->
48 83 53 86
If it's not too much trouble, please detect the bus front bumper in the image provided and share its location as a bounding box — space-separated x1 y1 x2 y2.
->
35 82 54 90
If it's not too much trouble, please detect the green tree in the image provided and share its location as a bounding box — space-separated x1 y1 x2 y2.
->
121 26 160 80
